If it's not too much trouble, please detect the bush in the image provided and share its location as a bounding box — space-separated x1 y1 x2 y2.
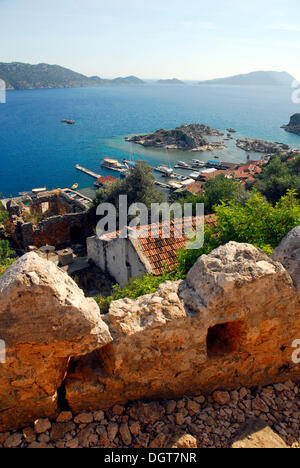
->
171 174 250 215
177 189 300 277
252 154 300 203
95 268 180 313
0 239 15 276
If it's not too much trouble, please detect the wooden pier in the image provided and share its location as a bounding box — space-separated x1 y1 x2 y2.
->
75 165 101 179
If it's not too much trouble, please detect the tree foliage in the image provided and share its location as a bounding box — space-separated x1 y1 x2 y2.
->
171 174 251 214
0 207 15 276
95 268 178 313
251 154 300 204
92 161 165 221
177 189 300 277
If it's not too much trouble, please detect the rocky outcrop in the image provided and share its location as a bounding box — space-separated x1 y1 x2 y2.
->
0 253 112 432
281 114 300 136
66 240 300 414
126 124 225 151
236 138 290 153
271 226 300 289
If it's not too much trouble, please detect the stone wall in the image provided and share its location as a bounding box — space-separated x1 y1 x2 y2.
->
87 235 148 285
0 228 299 432
5 190 93 250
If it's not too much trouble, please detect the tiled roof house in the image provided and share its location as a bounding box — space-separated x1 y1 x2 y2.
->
87 216 216 285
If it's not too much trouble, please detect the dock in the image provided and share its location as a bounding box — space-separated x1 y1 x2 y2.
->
75 165 101 180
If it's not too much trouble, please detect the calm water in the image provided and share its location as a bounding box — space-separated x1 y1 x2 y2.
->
0 84 300 197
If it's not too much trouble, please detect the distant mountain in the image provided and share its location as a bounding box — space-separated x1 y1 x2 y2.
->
111 75 145 85
156 78 185 85
0 62 145 90
199 71 296 87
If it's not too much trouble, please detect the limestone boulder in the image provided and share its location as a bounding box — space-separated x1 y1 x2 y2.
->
231 419 288 448
183 241 294 320
0 253 112 432
271 226 300 289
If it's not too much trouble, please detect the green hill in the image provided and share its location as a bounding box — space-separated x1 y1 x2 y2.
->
0 62 145 90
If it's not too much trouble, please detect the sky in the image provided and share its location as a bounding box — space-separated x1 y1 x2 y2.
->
1 0 300 80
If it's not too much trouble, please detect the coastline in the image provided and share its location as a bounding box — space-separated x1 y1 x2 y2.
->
1 85 300 197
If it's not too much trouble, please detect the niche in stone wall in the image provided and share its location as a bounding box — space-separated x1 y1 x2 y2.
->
207 321 243 358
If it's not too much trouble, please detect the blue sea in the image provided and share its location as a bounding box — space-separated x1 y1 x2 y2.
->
0 84 300 198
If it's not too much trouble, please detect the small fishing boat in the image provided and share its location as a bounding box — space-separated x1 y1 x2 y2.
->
31 187 47 194
155 165 174 176
61 119 75 125
72 183 79 190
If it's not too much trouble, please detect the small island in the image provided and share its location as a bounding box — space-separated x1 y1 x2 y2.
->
156 78 185 85
125 124 225 151
236 138 290 153
281 114 300 136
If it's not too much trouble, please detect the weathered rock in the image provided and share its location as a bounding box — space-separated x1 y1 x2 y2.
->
56 412 73 423
66 241 300 413
34 419 51 434
231 419 288 448
281 114 300 136
74 412 93 425
213 391 231 406
50 422 75 442
0 253 112 432
271 226 300 289
170 433 198 448
4 433 23 448
107 423 119 441
119 423 132 446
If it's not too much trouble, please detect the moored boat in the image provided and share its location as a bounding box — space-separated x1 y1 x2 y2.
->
61 119 75 125
31 187 47 194
177 160 189 167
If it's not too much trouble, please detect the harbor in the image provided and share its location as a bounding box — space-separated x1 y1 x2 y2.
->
75 165 101 179
73 156 250 195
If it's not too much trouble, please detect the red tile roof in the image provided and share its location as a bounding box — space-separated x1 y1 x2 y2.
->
137 216 216 275
97 176 117 184
101 216 216 275
186 181 205 194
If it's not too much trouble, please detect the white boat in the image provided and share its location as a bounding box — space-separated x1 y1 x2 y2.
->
155 165 174 176
177 161 189 167
101 158 127 172
31 187 47 194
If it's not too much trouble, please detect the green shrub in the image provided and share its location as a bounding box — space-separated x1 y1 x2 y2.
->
177 189 300 276
95 268 180 313
0 239 15 276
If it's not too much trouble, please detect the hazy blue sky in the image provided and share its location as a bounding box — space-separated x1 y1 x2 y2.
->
1 0 300 80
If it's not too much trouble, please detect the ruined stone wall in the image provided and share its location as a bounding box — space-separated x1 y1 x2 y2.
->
5 191 90 250
0 228 299 432
28 212 94 248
